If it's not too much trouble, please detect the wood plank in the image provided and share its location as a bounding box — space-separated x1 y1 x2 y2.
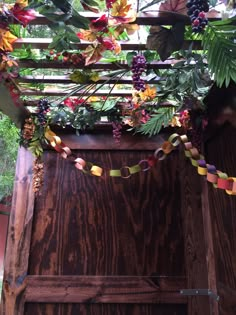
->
179 151 212 314
0 147 35 315
201 180 219 315
24 303 187 315
25 276 187 304
29 12 221 26
13 38 202 50
17 88 136 97
204 124 236 315
17 75 164 84
17 60 177 70
18 89 138 97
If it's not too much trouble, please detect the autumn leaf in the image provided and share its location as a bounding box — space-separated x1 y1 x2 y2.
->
109 15 136 26
82 43 106 65
77 29 98 42
139 85 157 101
0 29 18 52
146 23 185 61
113 23 139 38
159 0 188 15
111 0 132 17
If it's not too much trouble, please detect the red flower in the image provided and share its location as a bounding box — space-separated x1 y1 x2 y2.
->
11 4 36 27
90 14 108 32
64 98 85 110
98 37 115 50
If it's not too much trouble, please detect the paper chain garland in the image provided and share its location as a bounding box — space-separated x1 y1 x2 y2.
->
45 128 236 195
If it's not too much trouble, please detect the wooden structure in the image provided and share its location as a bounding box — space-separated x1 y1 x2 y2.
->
1 11 236 315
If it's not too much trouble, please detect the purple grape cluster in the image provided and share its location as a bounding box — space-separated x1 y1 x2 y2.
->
186 0 209 33
131 54 147 92
112 122 122 144
37 98 50 126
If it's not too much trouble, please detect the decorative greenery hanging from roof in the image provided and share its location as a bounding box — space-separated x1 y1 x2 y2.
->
0 0 235 145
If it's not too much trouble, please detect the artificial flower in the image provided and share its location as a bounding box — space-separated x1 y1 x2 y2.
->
89 14 108 32
11 4 36 27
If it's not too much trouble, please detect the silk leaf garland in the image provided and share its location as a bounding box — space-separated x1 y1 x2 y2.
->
138 107 175 136
202 17 236 87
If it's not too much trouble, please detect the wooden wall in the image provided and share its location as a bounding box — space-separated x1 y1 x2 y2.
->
1 127 236 315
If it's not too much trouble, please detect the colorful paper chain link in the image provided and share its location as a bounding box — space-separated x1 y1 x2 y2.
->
45 127 236 195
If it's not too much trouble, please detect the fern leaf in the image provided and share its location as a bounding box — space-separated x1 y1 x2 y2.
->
138 107 175 137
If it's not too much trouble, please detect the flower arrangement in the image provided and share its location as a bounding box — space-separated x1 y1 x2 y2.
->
0 0 235 158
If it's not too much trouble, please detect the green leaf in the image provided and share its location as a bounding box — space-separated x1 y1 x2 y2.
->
203 20 236 87
126 51 137 66
138 107 175 136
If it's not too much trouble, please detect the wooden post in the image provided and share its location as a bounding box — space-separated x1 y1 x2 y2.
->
179 148 219 314
1 147 35 315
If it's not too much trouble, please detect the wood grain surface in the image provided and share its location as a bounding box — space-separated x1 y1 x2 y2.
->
25 303 187 315
25 146 186 314
0 148 35 315
28 149 185 277
205 124 236 315
179 149 214 315
25 275 186 303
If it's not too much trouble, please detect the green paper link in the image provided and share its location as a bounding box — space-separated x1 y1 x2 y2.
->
129 164 141 174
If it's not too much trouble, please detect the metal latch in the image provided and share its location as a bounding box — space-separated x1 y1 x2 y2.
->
180 289 220 301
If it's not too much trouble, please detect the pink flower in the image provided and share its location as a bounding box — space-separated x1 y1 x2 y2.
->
11 4 36 27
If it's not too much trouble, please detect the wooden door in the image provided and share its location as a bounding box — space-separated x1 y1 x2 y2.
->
1 131 220 315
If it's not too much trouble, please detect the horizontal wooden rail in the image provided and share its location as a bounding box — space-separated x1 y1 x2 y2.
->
25 275 187 304
14 38 202 50
17 75 164 84
29 12 221 26
17 59 180 70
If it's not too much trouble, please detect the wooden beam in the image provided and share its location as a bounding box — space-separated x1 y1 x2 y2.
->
29 12 221 26
179 151 215 314
1 148 35 315
14 38 202 50
25 275 187 304
17 59 178 70
17 75 163 84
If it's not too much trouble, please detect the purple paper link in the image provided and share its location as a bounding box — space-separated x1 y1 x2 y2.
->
197 159 206 167
207 164 217 173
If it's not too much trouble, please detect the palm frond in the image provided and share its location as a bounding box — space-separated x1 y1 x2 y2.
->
202 17 236 87
138 107 175 137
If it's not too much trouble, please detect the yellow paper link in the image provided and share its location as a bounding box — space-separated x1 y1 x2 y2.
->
168 133 181 146
91 165 103 176
226 177 236 195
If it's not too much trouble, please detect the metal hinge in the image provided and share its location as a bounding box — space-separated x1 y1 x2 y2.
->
180 289 220 301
